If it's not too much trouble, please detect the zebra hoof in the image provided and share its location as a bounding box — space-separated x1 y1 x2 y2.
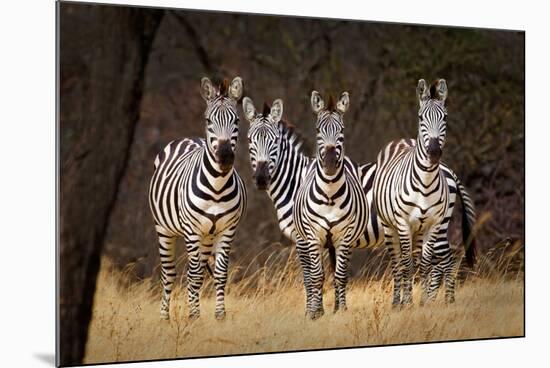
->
308 309 324 320
333 305 347 313
215 311 226 321
401 302 413 310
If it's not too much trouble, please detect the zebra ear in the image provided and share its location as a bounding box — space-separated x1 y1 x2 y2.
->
417 79 429 105
311 91 325 114
228 76 243 101
270 99 283 123
242 97 256 122
434 79 448 103
336 92 350 115
200 77 215 102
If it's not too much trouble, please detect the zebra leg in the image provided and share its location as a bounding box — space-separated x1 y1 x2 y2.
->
157 226 177 320
397 226 414 305
333 245 350 313
419 243 433 305
444 256 458 304
186 240 204 320
428 263 444 301
384 225 402 307
213 240 231 320
420 230 438 305
433 238 456 303
308 242 325 320
333 276 339 313
296 239 313 315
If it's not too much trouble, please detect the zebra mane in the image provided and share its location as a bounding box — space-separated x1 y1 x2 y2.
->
218 78 229 96
429 84 437 99
258 101 310 155
326 94 336 112
278 120 310 155
262 102 271 117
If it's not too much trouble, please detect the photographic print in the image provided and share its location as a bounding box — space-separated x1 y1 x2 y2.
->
57 1 525 366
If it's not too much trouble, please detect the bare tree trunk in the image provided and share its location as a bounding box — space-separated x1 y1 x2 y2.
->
57 4 163 366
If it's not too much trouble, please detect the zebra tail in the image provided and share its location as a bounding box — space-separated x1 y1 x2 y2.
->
205 262 214 277
456 177 477 268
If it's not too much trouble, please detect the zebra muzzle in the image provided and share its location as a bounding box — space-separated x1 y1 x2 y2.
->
427 138 442 164
216 140 235 172
253 161 271 190
322 146 339 176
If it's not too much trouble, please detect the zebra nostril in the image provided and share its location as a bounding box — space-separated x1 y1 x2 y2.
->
253 161 271 190
322 145 339 175
216 139 234 170
426 138 442 163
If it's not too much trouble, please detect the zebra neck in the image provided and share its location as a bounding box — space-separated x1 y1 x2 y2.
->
201 148 234 189
267 131 308 201
413 137 440 186
314 159 345 198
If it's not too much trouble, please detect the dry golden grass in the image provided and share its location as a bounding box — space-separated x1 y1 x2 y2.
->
84 248 524 364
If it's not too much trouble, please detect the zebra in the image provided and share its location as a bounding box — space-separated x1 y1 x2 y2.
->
373 78 477 307
243 96 316 312
293 91 369 319
243 95 476 313
148 76 247 320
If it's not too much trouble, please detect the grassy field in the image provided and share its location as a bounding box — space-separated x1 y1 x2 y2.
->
84 249 524 364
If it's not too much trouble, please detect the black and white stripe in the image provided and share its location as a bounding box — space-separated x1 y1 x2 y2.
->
244 96 387 314
373 79 476 306
294 91 369 319
148 77 247 320
243 97 316 312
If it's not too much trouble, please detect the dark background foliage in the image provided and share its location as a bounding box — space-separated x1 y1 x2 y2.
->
63 6 524 279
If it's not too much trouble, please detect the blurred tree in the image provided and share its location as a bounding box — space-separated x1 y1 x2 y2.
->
58 4 163 365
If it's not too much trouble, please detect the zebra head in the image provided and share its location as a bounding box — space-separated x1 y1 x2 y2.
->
243 97 284 190
417 79 448 165
311 90 349 176
200 76 244 174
